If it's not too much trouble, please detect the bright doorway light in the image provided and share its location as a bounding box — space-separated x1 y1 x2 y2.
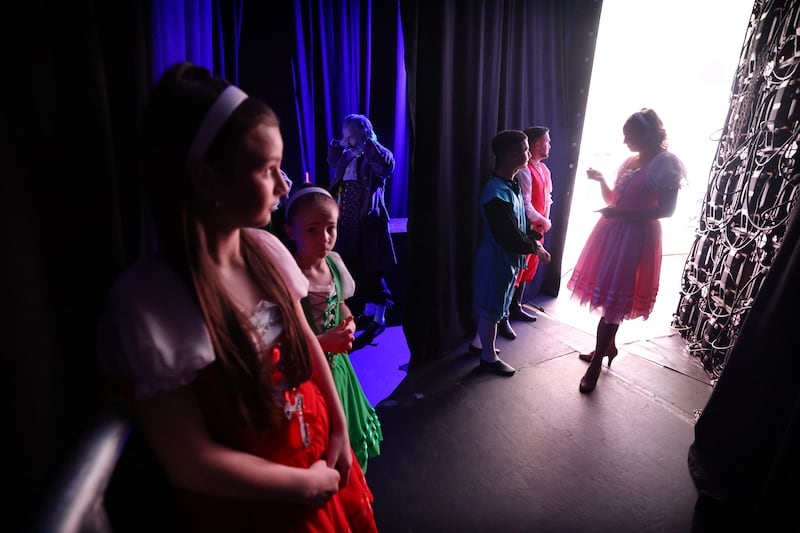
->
566 0 755 269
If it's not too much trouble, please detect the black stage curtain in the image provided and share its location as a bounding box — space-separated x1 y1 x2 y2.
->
684 1 800 528
689 200 800 531
400 0 602 368
2 2 149 527
7 0 601 524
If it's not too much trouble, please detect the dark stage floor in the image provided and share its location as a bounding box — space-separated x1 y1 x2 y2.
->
350 253 714 532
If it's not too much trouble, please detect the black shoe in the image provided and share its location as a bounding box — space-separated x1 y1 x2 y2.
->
509 305 537 322
352 330 375 351
351 321 386 351
351 332 372 350
468 344 500 356
355 314 374 331
360 320 386 338
479 357 516 377
497 317 517 340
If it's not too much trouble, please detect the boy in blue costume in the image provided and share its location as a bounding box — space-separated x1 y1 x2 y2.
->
472 130 551 376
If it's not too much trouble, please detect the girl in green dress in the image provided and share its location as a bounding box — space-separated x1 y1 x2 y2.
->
284 183 383 472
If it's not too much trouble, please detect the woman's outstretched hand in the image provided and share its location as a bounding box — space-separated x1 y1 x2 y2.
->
587 167 604 181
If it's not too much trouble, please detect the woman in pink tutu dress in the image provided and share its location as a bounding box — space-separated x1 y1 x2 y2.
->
567 108 686 393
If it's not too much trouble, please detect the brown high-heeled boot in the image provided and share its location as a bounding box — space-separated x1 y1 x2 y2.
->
579 363 603 394
578 348 619 367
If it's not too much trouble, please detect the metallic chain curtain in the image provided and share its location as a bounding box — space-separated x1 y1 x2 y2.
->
673 0 800 378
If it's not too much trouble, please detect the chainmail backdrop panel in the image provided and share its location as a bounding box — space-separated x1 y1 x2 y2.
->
673 0 800 378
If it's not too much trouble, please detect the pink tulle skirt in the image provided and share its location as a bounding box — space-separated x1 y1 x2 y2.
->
567 217 662 324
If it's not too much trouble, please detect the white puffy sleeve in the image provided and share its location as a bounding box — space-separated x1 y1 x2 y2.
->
646 151 687 191
328 251 356 300
515 167 533 221
246 228 309 300
97 259 215 400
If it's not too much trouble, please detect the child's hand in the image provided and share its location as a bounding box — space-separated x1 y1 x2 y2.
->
536 245 552 264
537 218 552 233
340 315 355 335
325 429 352 489
303 460 341 507
318 318 355 354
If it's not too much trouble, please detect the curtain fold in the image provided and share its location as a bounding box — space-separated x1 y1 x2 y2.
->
686 1 800 528
400 0 601 367
150 0 214 80
3 2 150 528
150 0 244 83
688 199 800 530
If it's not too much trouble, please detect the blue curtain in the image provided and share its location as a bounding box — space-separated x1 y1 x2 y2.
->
148 0 409 216
292 0 409 216
149 0 243 84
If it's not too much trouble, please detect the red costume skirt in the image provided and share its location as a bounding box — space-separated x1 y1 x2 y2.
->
174 363 378 532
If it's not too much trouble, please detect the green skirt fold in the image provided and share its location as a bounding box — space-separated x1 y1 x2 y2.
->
330 352 383 472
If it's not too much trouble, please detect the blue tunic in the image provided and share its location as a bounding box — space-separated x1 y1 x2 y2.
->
473 175 528 321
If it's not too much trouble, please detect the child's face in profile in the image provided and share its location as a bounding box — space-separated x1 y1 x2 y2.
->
213 122 288 229
511 139 530 172
531 132 551 161
289 199 340 260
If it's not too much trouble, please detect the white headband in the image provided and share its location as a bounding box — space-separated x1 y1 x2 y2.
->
284 186 333 218
187 85 249 162
634 111 650 131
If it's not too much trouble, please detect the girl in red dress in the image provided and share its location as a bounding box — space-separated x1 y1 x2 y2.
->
98 62 377 532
